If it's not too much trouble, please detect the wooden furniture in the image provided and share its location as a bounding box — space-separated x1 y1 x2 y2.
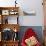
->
0 7 19 46
43 0 46 46
2 40 19 46
43 26 46 46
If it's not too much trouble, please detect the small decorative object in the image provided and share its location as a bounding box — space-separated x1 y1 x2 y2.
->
15 0 17 7
23 10 36 15
9 10 18 15
9 9 18 15
14 12 18 14
9 10 14 15
13 28 18 41
13 33 16 41
13 32 18 41
10 11 14 15
2 10 9 15
13 28 17 32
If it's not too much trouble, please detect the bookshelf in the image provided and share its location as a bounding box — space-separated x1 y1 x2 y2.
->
0 7 19 46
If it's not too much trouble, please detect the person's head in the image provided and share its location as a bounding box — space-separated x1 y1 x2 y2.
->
24 28 36 40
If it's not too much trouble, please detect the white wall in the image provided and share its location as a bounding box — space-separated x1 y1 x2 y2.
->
0 0 15 7
18 0 44 26
0 0 44 26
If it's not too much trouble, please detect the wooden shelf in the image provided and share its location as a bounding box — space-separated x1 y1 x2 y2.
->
0 7 19 46
0 24 20 32
0 7 19 11
0 40 19 46
2 40 19 42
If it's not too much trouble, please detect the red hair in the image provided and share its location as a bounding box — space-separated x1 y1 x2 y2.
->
22 28 36 45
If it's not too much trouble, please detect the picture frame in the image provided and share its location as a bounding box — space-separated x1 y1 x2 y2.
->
2 10 9 15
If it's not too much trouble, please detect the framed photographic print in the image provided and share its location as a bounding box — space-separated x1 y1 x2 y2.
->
2 10 9 15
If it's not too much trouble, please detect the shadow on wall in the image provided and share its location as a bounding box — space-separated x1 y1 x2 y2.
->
18 26 43 44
